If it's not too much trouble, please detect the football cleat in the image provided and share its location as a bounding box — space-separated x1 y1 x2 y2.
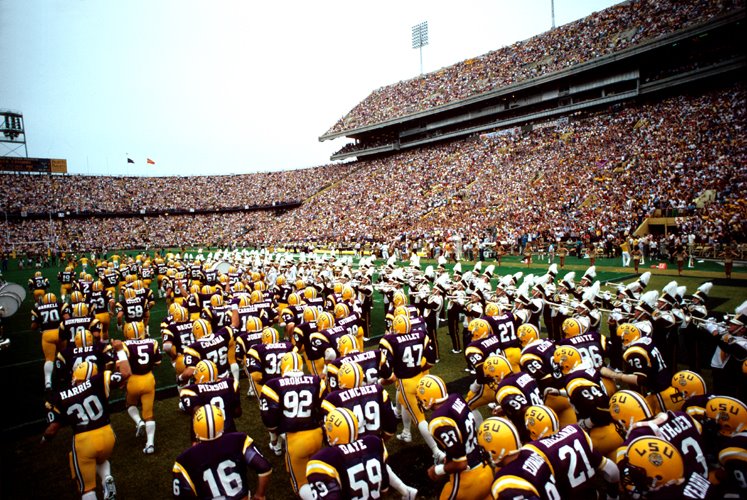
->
136 420 145 437
396 430 412 443
143 445 154 455
402 486 418 500
103 475 116 500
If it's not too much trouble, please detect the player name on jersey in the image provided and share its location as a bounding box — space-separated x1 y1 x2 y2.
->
336 384 379 403
60 379 92 400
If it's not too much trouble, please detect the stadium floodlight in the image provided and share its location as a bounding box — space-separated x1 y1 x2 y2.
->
411 21 429 75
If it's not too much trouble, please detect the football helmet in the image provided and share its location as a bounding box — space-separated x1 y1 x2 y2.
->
391 314 412 335
254 281 266 292
210 294 224 307
172 305 189 323
416 374 449 411
250 290 264 304
123 288 137 300
280 352 304 376
341 284 356 302
303 306 319 324
72 361 98 383
70 291 84 304
244 317 263 334
194 360 219 383
705 396 747 436
123 322 145 339
485 302 502 317
65 266 74 273
238 295 252 308
333 282 343 295
516 324 540 347
200 285 213 295
482 355 513 383
261 327 280 345
192 319 212 339
337 361 365 389
193 404 225 441
34 271 43 278
294 279 306 292
74 329 94 348
303 286 317 300
468 318 493 341
232 282 246 293
392 291 408 308
524 405 560 440
553 345 583 375
620 436 684 495
671 370 706 400
477 417 522 466
250 272 261 282
132 280 145 291
276 276 287 286
333 303 350 320
392 305 410 319
317 312 335 331
324 407 359 446
126 274 137 285
71 302 90 318
288 293 303 307
609 390 653 436
337 334 359 356
189 284 201 294
617 323 641 348
41 292 57 305
561 318 586 338
92 281 104 293
168 302 182 317
83 273 93 282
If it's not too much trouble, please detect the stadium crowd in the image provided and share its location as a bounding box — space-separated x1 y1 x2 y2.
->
324 0 744 134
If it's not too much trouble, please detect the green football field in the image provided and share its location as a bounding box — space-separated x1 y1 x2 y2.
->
0 251 744 499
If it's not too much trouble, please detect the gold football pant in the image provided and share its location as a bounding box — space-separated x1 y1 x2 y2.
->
466 384 496 412
285 427 323 494
126 372 156 420
440 462 493 500
397 374 428 424
69 425 116 494
41 328 59 362
589 423 624 459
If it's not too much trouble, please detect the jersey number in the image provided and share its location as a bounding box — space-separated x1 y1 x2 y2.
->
202 459 242 498
66 394 104 426
347 458 383 500
283 390 313 419
557 439 595 488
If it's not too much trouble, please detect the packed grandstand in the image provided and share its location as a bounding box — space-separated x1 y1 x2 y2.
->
2 1 747 499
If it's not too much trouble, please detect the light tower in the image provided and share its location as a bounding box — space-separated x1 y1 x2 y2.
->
0 110 28 157
411 21 429 75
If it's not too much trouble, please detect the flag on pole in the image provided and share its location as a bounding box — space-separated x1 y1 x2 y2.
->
127 157 135 164
146 158 155 165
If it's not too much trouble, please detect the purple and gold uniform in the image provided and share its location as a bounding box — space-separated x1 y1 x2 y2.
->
622 336 674 413
494 372 543 441
29 275 50 301
102 270 119 296
31 300 69 362
116 295 148 327
280 304 305 327
246 340 295 395
465 334 504 411
563 366 621 457
235 303 270 331
54 343 114 388
162 320 196 375
59 315 102 344
520 338 576 427
558 331 607 370
187 263 204 286
58 269 75 297
326 350 381 392
717 432 747 498
485 312 521 367
201 301 232 330
307 435 390 499
185 291 211 321
172 432 271 499
46 371 124 495
74 277 93 297
524 424 608 497
183 328 235 378
324 384 397 439
123 338 160 421
626 410 708 479
260 374 326 494
179 378 242 435
490 449 560 500
337 312 364 350
307 325 348 375
379 330 435 424
88 288 113 332
429 393 493 500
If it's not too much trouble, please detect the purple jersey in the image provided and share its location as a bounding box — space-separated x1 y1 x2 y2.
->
524 424 604 496
235 306 266 334
378 331 435 380
260 375 325 434
307 435 389 499
179 378 241 433
280 304 305 326
336 312 362 338
201 303 232 330
491 449 560 500
308 326 348 361
558 331 607 369
235 330 263 362
485 312 521 349
324 384 397 438
520 339 564 390
429 394 482 468
292 320 318 355
183 328 234 378
31 301 67 331
326 350 381 391
116 296 148 322
173 432 271 500
495 372 544 438
627 410 708 478
623 336 671 394
563 366 612 426
59 315 100 343
88 289 112 315
162 320 196 355
124 338 160 375
54 343 114 387
465 335 504 384
246 341 295 384
46 371 123 434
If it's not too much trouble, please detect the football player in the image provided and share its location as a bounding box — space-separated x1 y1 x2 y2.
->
324 334 381 392
416 374 494 500
42 342 131 500
180 319 235 381
122 334 160 454
464 318 505 424
161 305 197 382
58 266 75 303
115 288 149 340
259 352 326 499
88 280 113 342
59 302 102 347
307 408 417 500
245 327 295 400
484 355 543 442
31 292 70 390
172 404 271 499
54 330 113 390
28 270 50 303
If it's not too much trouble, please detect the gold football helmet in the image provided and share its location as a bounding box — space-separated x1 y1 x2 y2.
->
172 305 189 323
280 352 304 376
561 318 586 338
123 288 137 300
317 312 335 331
287 293 303 307
620 436 684 495
41 292 58 305
261 327 280 345
705 396 747 436
74 330 94 348
552 345 583 375
670 370 706 400
72 361 98 383
416 374 449 411
468 318 492 341
194 360 219 384
337 361 365 389
609 390 653 436
123 322 145 340
524 405 560 440
516 324 540 347
302 306 319 324
69 291 84 304
477 417 522 467
244 317 263 334
341 285 356 302
210 294 224 307
617 323 641 348
324 407 358 446
485 302 502 317
192 319 212 339
303 286 318 300
250 290 264 304
391 314 412 335
482 355 513 383
337 334 358 356
193 404 225 441
392 291 408 308
71 302 90 318
334 303 350 320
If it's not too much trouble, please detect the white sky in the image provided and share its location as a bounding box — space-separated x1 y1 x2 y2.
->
0 0 619 176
